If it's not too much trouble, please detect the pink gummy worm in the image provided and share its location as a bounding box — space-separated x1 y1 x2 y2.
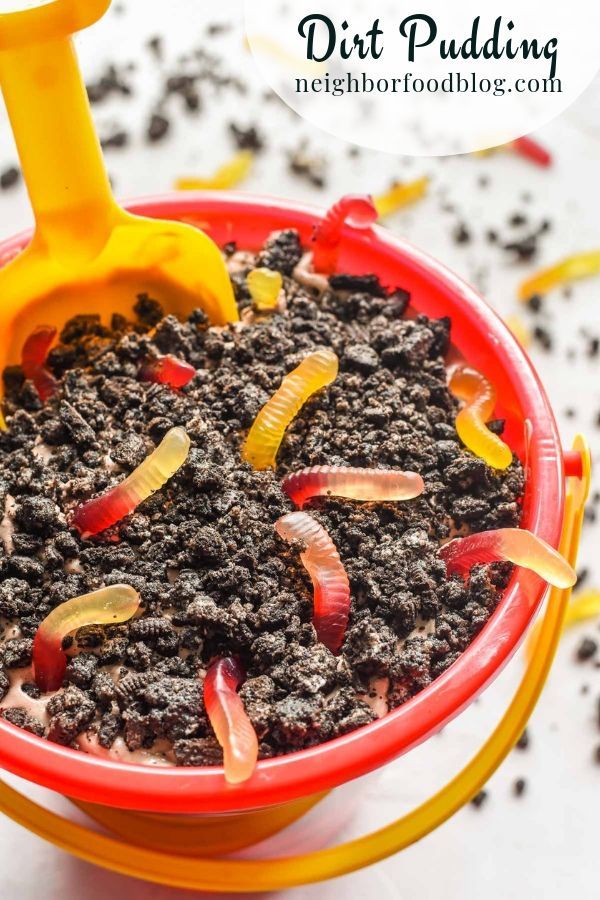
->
21 325 58 403
275 511 350 653
203 657 259 784
312 194 378 273
139 355 196 389
439 528 576 589
282 465 425 509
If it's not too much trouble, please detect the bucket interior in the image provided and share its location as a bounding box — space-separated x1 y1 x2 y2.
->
0 192 564 815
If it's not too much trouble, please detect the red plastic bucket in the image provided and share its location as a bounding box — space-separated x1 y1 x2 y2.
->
0 192 564 817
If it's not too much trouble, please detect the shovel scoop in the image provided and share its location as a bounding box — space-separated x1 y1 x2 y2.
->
0 0 238 408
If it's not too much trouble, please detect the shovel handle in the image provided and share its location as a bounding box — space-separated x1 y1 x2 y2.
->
0 0 118 261
0 0 110 49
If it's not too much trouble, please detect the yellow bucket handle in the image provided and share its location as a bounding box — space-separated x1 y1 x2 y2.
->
0 435 590 892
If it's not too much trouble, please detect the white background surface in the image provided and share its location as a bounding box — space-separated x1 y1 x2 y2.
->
0 2 599 898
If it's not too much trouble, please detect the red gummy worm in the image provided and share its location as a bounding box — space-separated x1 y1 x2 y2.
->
21 325 58 402
275 511 350 653
203 657 259 784
312 194 378 273
282 465 425 509
71 427 191 538
139 355 196 389
439 528 576 589
512 136 552 168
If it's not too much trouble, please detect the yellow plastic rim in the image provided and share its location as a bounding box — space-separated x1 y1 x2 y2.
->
0 435 589 892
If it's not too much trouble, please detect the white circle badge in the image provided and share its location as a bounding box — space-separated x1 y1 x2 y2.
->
244 0 600 156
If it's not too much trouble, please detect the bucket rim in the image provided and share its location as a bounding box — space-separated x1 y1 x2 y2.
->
0 191 564 813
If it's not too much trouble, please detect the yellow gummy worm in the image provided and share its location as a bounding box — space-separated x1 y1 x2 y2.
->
374 176 429 219
564 590 600 626
526 588 600 663
247 268 282 310
504 315 531 349
245 34 327 76
519 250 600 301
449 365 513 470
243 349 339 470
175 151 253 191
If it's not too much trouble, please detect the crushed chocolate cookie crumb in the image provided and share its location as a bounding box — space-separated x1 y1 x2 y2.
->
86 64 132 104
576 637 598 662
101 130 129 151
288 141 327 189
146 112 170 143
470 790 488 809
0 227 523 764
229 122 264 152
513 777 527 797
0 166 20 190
453 222 471 245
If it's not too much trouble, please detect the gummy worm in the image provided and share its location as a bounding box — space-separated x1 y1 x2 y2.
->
247 268 283 311
276 511 350 653
139 355 196 389
245 34 326 76
242 349 338 470
374 176 429 219
448 365 512 470
504 315 530 349
511 136 552 168
439 528 576 589
563 590 600 628
71 427 191 537
282 465 425 509
21 325 58 403
312 195 378 273
519 250 600 301
33 585 140 692
203 657 259 785
175 151 253 190
526 588 600 664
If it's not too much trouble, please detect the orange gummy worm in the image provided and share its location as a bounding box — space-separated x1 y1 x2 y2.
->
247 268 283 310
33 585 140 692
440 528 576 589
203 657 258 785
282 465 425 509
519 250 600 300
242 349 338 470
276 511 350 653
449 365 512 470
71 427 191 537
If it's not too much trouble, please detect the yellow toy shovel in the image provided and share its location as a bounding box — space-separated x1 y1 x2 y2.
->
0 0 237 392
